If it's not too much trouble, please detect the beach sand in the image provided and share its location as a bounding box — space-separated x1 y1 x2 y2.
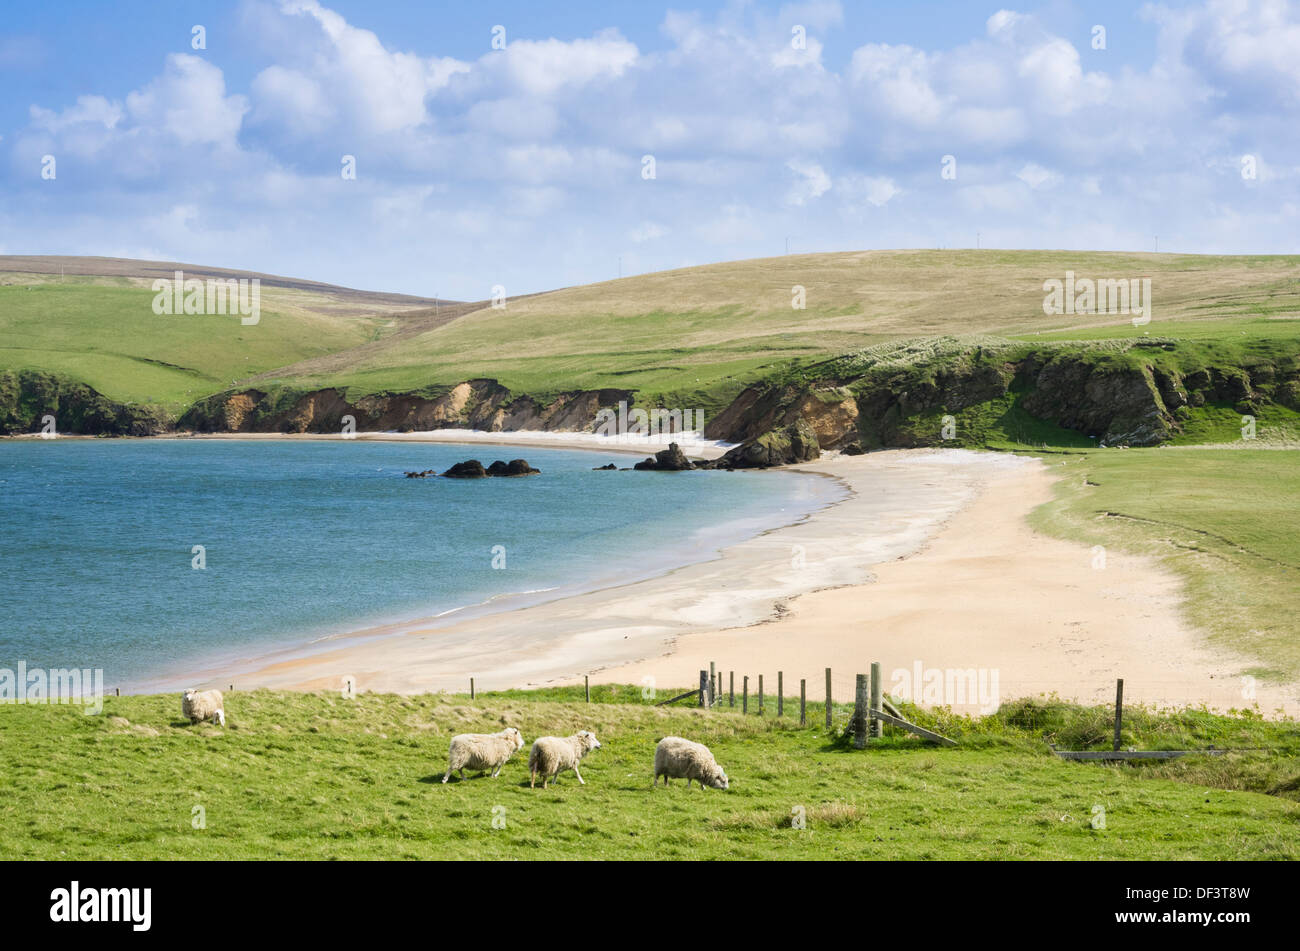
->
192 444 1298 715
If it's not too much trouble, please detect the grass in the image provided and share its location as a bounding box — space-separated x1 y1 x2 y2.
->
1 687 1296 860
1030 448 1300 681
7 251 1300 421
0 281 401 413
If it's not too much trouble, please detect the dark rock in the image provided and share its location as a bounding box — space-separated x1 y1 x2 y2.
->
840 441 866 456
486 458 540 476
404 469 437 478
633 442 696 471
442 460 488 478
592 463 618 470
708 419 821 469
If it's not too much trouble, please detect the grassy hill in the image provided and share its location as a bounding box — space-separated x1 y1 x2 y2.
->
1 686 1296 860
0 257 455 414
5 251 1299 421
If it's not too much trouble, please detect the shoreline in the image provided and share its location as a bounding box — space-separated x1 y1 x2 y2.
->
51 432 1295 716
180 447 1027 698
9 428 736 459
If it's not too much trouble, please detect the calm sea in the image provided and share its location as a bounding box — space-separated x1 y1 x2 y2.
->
0 439 839 689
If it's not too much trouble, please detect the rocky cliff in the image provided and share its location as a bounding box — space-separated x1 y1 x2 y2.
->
0 370 172 436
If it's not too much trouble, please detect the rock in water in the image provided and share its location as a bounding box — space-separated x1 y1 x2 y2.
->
592 463 618 470
486 458 540 476
633 442 696 471
442 460 488 478
404 469 437 478
710 419 821 469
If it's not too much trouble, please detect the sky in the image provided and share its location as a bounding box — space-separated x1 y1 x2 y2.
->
1 0 1297 298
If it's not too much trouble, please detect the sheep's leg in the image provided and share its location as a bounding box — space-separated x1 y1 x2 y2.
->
491 766 501 778
574 766 585 785
530 769 537 789
442 768 451 784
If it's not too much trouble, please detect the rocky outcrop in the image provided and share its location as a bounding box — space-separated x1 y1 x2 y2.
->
442 460 488 478
440 458 540 478
705 384 859 450
709 419 821 469
633 443 696 471
486 459 540 476
405 469 436 478
0 370 172 436
178 381 634 435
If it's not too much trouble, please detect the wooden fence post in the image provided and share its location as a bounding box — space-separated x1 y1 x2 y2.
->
470 677 475 699
585 675 590 703
710 662 716 703
1113 678 1124 752
729 672 735 707
825 668 832 730
854 674 868 749
699 670 709 707
800 679 807 727
870 662 882 739
778 671 784 717
743 676 749 714
758 674 764 716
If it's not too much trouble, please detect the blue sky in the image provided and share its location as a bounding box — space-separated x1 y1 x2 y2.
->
1 0 1296 298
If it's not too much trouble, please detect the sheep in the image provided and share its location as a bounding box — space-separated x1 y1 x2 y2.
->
653 736 729 790
528 730 601 789
181 688 225 727
442 727 525 783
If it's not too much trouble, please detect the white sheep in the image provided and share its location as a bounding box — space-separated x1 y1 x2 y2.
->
442 727 525 782
654 736 729 790
181 688 225 727
528 730 601 789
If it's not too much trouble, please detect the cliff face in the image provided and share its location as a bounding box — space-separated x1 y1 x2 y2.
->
178 380 635 435
0 370 171 436
13 339 1297 462
702 343 1300 451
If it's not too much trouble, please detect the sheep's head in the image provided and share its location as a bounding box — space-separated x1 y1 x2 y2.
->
708 767 729 790
183 689 197 702
503 727 523 749
577 730 601 753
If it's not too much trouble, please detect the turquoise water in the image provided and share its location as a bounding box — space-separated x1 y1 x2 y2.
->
0 439 838 690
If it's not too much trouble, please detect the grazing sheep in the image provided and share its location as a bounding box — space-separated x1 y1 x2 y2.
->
442 727 525 783
528 731 601 789
654 736 729 790
181 689 225 727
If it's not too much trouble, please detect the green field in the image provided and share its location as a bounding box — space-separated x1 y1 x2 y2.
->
1031 448 1300 683
5 251 1299 420
2 687 1297 860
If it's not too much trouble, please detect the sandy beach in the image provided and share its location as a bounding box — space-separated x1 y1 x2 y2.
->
181 441 1298 715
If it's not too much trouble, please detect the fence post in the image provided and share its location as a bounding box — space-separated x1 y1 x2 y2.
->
470 677 475 700
825 668 832 730
699 670 709 707
710 662 716 703
758 674 764 716
854 674 868 749
1113 678 1124 752
778 671 784 718
869 662 882 739
585 675 590 703
743 676 749 714
729 671 735 707
800 679 807 727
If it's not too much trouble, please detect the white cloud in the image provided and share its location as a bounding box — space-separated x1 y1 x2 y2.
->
786 160 832 205
125 54 247 147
